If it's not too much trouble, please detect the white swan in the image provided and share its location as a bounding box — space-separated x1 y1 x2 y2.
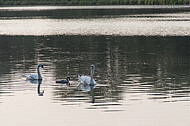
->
78 64 96 85
25 64 44 80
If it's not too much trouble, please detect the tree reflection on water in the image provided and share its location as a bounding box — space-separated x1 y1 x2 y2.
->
0 36 190 107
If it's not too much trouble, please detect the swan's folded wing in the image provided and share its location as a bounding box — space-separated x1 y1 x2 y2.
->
78 75 90 84
78 75 82 82
84 76 91 85
78 75 86 83
25 73 38 80
78 75 96 85
25 74 32 80
92 79 97 85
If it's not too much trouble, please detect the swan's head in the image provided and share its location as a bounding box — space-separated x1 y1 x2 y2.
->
91 64 95 71
38 64 44 68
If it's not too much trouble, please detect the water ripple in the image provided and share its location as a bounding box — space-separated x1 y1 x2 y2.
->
0 14 190 36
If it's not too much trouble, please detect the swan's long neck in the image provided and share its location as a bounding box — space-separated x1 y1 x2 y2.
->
90 68 94 83
37 65 42 79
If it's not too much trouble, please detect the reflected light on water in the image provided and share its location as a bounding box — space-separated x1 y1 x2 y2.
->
0 5 189 11
0 14 190 36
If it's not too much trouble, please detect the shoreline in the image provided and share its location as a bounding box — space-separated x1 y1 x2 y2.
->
0 0 190 6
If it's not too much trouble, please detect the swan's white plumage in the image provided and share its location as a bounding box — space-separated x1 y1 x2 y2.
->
25 64 43 80
25 73 40 80
78 82 96 92
78 64 96 85
78 75 96 85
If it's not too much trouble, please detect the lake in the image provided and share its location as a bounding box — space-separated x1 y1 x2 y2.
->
0 5 190 126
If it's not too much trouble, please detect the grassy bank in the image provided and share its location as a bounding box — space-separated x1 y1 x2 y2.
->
0 0 189 5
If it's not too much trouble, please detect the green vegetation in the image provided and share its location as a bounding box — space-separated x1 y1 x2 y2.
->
0 0 189 5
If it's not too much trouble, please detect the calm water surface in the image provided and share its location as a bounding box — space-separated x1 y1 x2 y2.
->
0 5 190 126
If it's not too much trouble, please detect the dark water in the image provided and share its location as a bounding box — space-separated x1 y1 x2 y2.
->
0 6 190 126
0 5 190 19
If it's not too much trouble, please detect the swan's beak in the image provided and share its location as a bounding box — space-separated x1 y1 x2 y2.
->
41 65 44 68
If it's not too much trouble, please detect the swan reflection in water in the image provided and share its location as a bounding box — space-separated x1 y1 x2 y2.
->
26 79 44 96
78 83 96 103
